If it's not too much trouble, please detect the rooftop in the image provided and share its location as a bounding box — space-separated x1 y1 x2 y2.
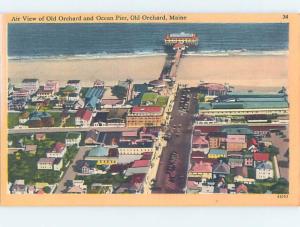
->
131 160 150 168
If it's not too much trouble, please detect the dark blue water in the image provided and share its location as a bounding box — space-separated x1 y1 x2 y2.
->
8 23 288 59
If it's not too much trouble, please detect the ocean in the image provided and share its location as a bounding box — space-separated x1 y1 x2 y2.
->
8 23 288 59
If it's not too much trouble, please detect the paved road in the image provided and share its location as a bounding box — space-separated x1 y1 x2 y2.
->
9 126 139 134
55 146 90 194
269 129 289 180
154 88 198 193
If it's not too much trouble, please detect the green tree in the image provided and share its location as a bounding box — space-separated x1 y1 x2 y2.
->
271 178 289 194
43 186 52 194
111 85 127 99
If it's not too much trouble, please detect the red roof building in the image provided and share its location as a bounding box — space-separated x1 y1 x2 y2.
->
236 184 248 193
75 108 93 126
191 161 213 173
131 106 162 114
253 152 270 161
75 108 93 121
132 160 150 168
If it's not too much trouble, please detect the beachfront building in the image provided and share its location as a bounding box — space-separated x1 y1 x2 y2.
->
126 106 164 127
198 83 227 96
84 87 104 110
75 108 93 127
36 88 55 99
44 80 60 93
12 88 30 101
198 91 288 116
22 79 39 95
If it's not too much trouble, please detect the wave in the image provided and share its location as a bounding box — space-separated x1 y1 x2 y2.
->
8 49 288 60
8 51 167 61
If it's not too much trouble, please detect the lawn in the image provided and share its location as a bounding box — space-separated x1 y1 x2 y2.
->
156 96 169 107
8 112 20 129
141 92 158 105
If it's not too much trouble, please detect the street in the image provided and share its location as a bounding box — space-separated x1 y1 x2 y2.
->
55 146 90 193
154 88 198 193
9 126 139 134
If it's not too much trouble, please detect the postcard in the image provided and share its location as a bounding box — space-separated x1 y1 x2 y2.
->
0 13 300 206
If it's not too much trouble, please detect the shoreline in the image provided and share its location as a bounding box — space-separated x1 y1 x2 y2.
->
9 54 288 90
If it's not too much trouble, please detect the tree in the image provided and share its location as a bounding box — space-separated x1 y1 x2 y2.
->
43 186 52 194
267 145 279 157
111 85 127 99
271 178 289 194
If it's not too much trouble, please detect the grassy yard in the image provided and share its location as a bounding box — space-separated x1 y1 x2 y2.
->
8 112 20 129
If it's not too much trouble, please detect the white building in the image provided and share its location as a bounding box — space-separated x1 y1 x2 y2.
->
255 161 274 180
65 132 82 147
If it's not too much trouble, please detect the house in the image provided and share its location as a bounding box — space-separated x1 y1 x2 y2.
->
66 93 79 102
188 161 213 180
11 180 27 194
244 153 254 166
126 106 164 127
93 80 104 88
192 135 209 154
213 161 230 178
46 142 67 158
37 157 63 171
28 112 54 128
65 132 81 147
37 158 54 170
44 80 59 93
208 148 227 159
25 144 37 155
228 158 243 168
226 134 247 152
234 175 255 185
22 78 39 95
75 108 93 127
19 112 30 124
207 132 227 149
80 161 97 174
85 129 101 145
255 161 274 180
12 88 30 101
36 88 54 99
125 159 150 176
236 184 248 193
35 133 46 141
85 146 119 165
66 180 87 194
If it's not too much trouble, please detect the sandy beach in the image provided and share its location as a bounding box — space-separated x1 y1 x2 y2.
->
9 55 288 91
